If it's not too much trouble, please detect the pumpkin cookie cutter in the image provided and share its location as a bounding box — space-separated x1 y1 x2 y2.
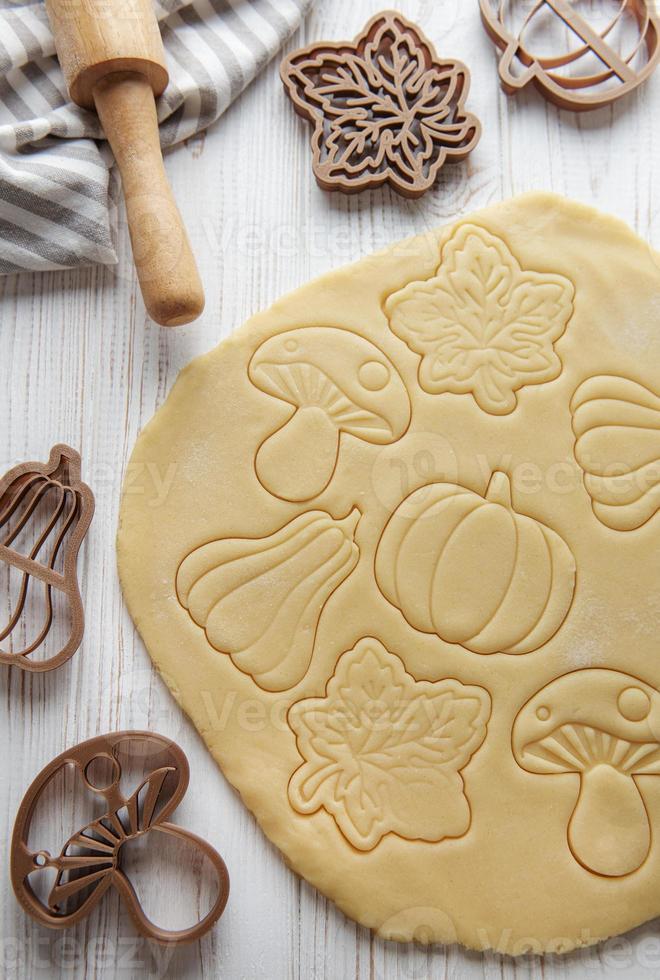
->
11 731 230 944
479 0 660 111
0 444 95 672
281 10 481 198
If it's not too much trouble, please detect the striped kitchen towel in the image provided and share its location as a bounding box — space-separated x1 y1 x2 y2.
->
0 0 313 274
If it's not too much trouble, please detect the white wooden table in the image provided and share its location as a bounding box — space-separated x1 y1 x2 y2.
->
2 1 660 976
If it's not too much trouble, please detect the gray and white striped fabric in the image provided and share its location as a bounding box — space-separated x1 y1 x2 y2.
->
0 0 313 274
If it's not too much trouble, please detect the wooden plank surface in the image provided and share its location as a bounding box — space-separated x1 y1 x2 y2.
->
2 0 660 976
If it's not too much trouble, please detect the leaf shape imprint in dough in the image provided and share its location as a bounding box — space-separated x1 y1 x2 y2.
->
571 374 660 531
385 224 575 415
176 509 361 692
288 637 491 850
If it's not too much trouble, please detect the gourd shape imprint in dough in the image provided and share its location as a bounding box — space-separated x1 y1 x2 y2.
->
176 509 361 691
571 375 660 531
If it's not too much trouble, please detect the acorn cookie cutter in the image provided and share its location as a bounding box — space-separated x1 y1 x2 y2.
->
480 0 660 111
0 444 95 672
281 10 481 198
11 731 230 944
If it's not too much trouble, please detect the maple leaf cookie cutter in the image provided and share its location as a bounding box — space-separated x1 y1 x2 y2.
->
11 731 230 945
480 0 660 111
0 444 95 672
280 10 481 198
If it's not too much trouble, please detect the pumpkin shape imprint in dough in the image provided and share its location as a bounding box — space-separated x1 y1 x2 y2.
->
176 509 361 691
375 472 576 655
571 375 660 531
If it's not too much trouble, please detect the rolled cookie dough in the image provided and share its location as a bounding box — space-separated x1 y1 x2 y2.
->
118 193 660 954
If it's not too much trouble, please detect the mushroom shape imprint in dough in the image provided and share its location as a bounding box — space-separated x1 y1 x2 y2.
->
248 328 411 502
513 669 660 878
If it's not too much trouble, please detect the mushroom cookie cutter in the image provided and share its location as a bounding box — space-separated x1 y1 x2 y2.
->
11 731 230 944
480 0 660 111
280 11 481 198
513 669 660 879
0 444 95 672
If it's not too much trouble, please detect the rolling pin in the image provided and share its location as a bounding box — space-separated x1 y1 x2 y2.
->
45 0 204 326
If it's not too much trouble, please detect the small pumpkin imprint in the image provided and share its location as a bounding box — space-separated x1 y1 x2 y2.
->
375 471 576 655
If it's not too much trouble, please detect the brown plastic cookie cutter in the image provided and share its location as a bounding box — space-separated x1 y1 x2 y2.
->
11 731 230 945
0 444 94 672
480 0 660 111
281 10 481 198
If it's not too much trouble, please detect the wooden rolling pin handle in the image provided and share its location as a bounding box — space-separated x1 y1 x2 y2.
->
93 72 204 327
